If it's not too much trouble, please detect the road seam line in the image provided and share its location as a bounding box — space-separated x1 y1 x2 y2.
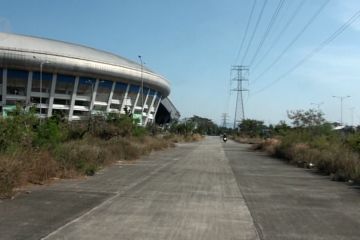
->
222 141 264 240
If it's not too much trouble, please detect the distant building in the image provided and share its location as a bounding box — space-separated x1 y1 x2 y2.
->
0 32 177 125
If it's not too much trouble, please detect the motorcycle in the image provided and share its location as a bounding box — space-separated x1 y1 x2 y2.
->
223 136 227 142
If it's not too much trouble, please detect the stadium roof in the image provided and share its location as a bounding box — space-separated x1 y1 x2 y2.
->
0 32 170 96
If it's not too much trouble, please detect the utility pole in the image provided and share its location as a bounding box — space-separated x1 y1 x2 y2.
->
231 65 249 129
221 113 229 128
333 95 350 126
138 55 145 126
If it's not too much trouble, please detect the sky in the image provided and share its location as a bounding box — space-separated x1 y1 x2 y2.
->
0 0 360 126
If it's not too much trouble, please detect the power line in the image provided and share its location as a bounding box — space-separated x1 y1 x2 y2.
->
234 0 257 64
240 0 268 65
252 0 306 71
252 9 360 95
252 0 330 84
249 0 286 66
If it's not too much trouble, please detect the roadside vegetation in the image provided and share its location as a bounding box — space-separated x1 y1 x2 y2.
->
0 107 203 198
233 109 360 185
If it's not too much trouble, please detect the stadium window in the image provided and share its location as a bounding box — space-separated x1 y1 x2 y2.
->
77 77 95 96
110 103 121 110
93 105 107 111
73 110 89 116
112 82 128 100
95 80 112 102
127 85 140 107
75 100 90 107
0 68 3 95
32 71 52 93
30 97 48 104
55 74 75 95
7 69 28 96
53 98 71 105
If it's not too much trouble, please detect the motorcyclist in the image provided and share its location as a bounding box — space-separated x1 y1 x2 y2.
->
223 134 227 142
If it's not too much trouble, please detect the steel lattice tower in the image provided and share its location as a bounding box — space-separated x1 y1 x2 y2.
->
231 65 249 129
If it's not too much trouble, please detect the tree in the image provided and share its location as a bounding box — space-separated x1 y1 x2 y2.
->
287 109 325 128
274 120 291 136
188 115 219 135
238 119 266 137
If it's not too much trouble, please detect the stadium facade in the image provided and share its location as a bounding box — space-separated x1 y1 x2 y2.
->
0 32 173 125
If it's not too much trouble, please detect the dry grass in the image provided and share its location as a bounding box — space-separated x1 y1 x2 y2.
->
251 138 280 155
0 150 59 198
163 133 204 143
0 133 202 198
25 151 58 184
189 133 204 142
232 136 263 145
253 138 360 184
0 155 22 198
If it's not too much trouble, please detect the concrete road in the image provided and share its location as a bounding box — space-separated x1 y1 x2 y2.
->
1 137 359 240
225 140 360 240
0 137 259 240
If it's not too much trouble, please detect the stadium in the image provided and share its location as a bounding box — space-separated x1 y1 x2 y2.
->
0 32 179 125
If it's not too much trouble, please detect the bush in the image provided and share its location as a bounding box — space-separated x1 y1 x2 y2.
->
107 114 135 137
345 132 360 153
66 121 88 140
133 126 148 137
34 119 65 148
0 108 37 152
53 140 105 177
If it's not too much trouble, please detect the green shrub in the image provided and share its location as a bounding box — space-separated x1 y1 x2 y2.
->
133 126 148 137
34 119 65 148
0 108 37 152
345 133 360 153
107 114 135 137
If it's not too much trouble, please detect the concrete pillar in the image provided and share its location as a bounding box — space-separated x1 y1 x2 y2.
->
68 76 79 121
26 71 32 108
131 87 141 114
141 88 150 125
47 73 57 117
90 79 99 112
106 81 116 112
145 91 158 125
141 88 150 112
120 84 130 114
154 95 162 117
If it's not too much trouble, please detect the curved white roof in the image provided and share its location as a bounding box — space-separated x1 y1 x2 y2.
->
0 32 170 96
